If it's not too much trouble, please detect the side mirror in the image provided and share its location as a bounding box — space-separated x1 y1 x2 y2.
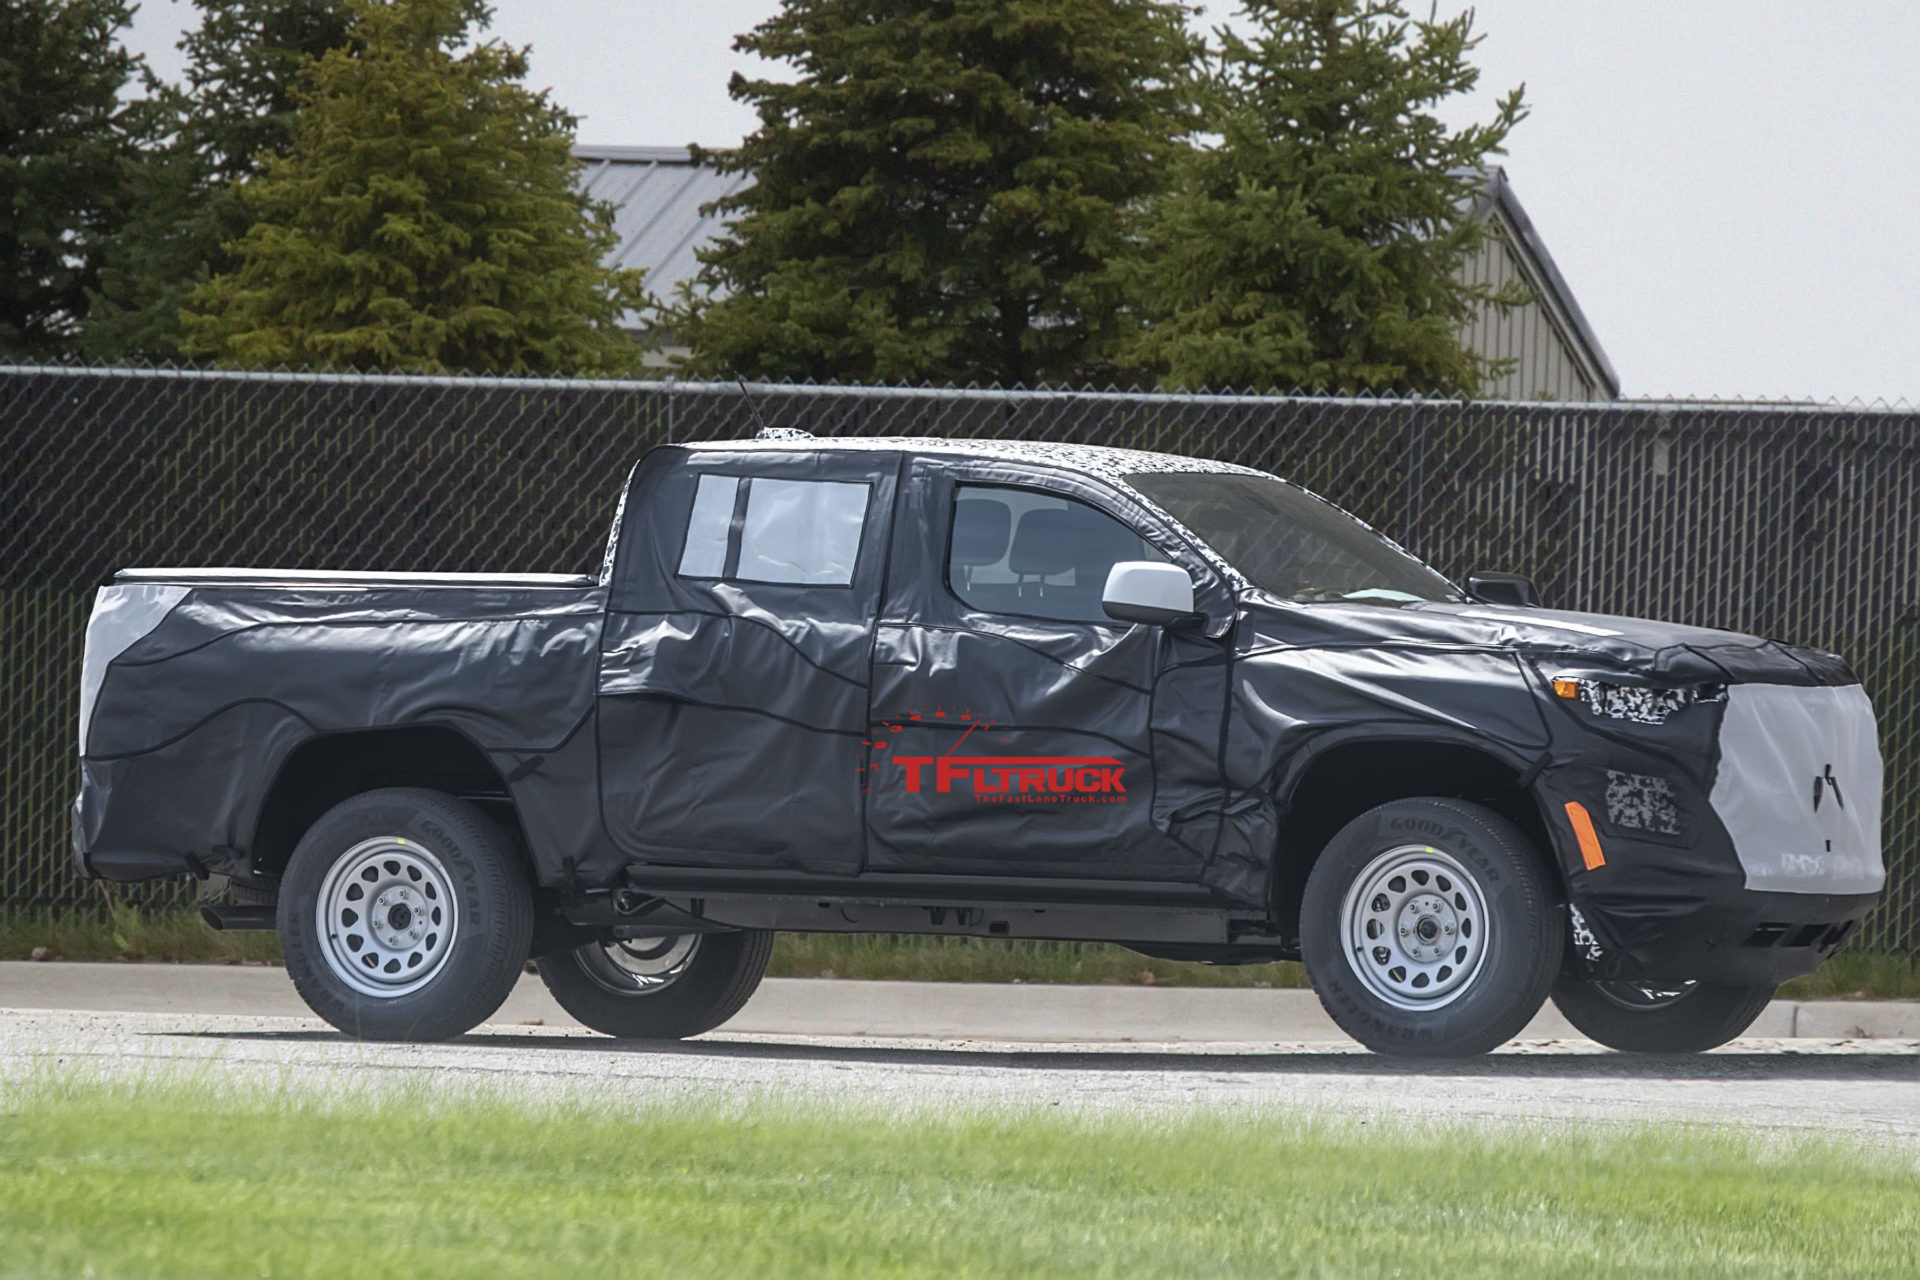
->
1103 561 1199 627
1467 571 1538 608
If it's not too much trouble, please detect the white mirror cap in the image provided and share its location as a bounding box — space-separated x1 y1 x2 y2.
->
1102 560 1197 626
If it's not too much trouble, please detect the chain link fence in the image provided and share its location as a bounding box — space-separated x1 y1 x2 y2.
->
5 365 1916 951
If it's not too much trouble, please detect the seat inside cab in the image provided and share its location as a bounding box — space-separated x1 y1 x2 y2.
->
950 488 1164 622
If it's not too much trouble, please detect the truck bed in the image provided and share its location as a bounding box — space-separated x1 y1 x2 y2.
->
114 568 597 589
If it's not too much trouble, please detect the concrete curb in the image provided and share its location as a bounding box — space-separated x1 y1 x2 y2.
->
1784 1000 1920 1039
3 962 1918 1043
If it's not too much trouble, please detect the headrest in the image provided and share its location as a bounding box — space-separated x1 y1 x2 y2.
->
1007 508 1079 577
1011 504 1145 580
951 499 1012 567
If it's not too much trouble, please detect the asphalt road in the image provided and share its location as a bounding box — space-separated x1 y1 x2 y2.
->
4 964 1917 1145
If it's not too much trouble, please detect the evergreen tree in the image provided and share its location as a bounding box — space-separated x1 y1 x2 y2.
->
1127 0 1526 395
183 0 645 375
86 0 356 360
677 0 1199 387
0 0 145 355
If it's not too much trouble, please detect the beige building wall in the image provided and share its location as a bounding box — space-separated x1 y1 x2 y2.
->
1459 213 1612 402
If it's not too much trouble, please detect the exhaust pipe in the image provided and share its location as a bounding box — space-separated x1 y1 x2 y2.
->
200 904 277 932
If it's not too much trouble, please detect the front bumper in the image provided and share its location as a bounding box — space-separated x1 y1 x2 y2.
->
1547 790 1881 984
1540 779 1883 984
1571 885 1874 985
1537 678 1885 985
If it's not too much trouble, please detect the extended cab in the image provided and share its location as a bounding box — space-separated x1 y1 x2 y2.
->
74 435 1885 1055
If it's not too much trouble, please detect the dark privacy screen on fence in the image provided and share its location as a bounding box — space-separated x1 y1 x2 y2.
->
4 366 1917 951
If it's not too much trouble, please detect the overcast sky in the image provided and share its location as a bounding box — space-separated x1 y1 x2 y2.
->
123 1 1920 402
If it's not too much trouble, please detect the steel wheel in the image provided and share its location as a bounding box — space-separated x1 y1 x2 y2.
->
279 788 532 1042
1339 843 1491 1011
314 836 458 998
538 927 774 1040
1303 798 1559 1058
576 934 702 995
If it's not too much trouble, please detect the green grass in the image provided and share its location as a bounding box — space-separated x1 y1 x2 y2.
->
1775 947 1920 1000
0 1075 1914 1279
0 904 282 965
5 906 1916 998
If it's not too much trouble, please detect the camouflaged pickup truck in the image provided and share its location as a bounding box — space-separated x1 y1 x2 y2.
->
75 432 1884 1056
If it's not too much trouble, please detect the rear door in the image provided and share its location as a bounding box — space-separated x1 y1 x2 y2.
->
598 446 899 875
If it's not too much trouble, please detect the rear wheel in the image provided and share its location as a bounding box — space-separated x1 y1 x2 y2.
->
278 787 533 1042
537 929 773 1039
1300 798 1560 1058
1550 976 1775 1053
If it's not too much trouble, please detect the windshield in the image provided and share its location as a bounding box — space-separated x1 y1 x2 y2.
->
1126 472 1462 606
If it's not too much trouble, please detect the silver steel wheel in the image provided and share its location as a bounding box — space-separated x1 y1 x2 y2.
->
314 837 458 998
1340 844 1491 1011
577 934 702 996
1592 980 1697 1011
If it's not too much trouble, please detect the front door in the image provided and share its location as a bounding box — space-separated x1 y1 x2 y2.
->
863 460 1233 883
598 446 898 875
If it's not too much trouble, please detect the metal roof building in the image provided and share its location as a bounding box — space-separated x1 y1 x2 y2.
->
1464 167 1618 400
575 146 752 305
577 146 1617 400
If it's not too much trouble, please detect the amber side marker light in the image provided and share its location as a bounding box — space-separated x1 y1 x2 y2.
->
1552 676 1582 699
1564 801 1606 870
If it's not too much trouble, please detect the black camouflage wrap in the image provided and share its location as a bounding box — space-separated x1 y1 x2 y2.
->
76 438 1884 984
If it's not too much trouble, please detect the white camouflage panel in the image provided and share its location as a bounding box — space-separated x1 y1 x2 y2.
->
1709 683 1884 895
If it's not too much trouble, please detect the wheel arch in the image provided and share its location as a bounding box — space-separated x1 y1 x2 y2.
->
1268 731 1565 935
248 725 523 882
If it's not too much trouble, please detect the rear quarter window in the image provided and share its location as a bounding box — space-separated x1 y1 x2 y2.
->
677 475 870 586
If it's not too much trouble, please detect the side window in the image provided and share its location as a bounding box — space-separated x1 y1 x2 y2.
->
949 485 1165 623
677 474 737 577
677 475 870 586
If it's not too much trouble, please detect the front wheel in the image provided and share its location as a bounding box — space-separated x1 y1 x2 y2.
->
537 929 773 1039
1300 798 1561 1058
1550 977 1775 1053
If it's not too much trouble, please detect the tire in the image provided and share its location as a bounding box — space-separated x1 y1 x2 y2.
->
278 787 533 1042
1550 977 1775 1053
537 929 773 1039
1300 797 1560 1058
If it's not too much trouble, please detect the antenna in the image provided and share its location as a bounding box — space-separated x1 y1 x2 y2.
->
735 377 813 440
729 376 814 441
735 375 770 436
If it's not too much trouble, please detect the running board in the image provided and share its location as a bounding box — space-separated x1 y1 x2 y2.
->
592 869 1248 944
621 866 1222 908
706 895 1228 945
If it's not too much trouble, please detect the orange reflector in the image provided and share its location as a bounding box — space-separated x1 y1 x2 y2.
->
1552 677 1582 699
1564 801 1605 870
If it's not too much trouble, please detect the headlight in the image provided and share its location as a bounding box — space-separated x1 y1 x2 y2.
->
1551 675 1722 726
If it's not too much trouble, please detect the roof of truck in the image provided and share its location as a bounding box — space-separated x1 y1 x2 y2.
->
685 434 1271 485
